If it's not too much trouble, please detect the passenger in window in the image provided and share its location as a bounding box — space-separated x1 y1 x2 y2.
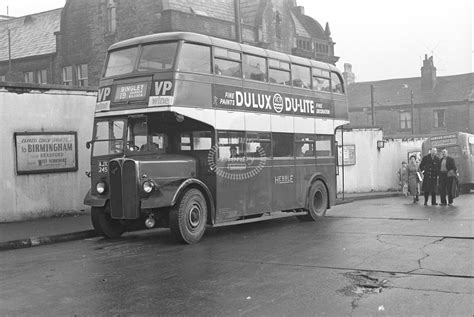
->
230 145 238 158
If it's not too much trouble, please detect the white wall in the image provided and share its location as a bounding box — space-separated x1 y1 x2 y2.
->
336 128 425 193
0 87 96 221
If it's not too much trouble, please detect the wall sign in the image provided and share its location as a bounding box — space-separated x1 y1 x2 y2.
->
338 144 356 166
15 132 78 174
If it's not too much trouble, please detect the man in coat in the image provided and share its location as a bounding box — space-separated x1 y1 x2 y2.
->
438 149 457 206
419 147 440 206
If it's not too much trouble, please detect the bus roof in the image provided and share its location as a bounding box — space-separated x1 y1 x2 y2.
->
108 32 335 73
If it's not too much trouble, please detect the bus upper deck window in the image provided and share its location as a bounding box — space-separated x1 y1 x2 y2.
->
331 72 345 94
105 47 139 77
138 42 177 71
178 43 211 74
243 54 267 82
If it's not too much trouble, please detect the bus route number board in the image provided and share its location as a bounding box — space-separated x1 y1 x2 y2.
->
114 83 148 101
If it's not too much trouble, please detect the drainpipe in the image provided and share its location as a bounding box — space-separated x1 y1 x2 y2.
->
234 0 242 43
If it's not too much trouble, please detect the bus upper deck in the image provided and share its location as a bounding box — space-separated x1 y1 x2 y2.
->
95 32 348 135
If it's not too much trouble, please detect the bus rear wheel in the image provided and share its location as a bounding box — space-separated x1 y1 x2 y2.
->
169 188 207 244
298 180 328 221
91 204 125 239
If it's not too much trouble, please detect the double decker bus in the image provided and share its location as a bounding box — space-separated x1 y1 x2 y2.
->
421 132 474 193
84 32 349 244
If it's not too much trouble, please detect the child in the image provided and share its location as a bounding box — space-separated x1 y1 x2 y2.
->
397 161 409 196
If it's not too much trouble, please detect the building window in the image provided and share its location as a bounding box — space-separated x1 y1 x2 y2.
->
0 75 6 82
107 0 117 33
24 71 34 83
274 11 281 39
433 109 446 128
37 69 47 84
400 111 412 130
297 38 311 51
62 66 73 86
76 64 88 86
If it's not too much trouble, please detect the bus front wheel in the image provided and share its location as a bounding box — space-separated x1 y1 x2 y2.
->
91 204 125 238
299 180 328 221
169 188 207 244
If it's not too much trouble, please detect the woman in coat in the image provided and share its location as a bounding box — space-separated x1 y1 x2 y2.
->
407 155 420 203
419 148 440 206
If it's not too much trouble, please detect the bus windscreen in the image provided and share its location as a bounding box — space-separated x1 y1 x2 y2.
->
105 47 139 77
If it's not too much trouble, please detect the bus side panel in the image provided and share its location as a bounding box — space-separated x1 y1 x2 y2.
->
295 157 317 207
271 158 297 211
215 162 246 222
315 157 337 207
244 160 272 216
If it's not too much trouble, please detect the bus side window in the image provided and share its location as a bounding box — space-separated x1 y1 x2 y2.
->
245 132 271 157
272 133 294 157
217 131 245 159
315 135 333 157
295 134 315 157
292 64 311 89
331 72 345 94
177 43 211 74
214 48 242 78
243 54 267 82
269 59 290 85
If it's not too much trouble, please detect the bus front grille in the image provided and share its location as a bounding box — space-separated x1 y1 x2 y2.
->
109 159 140 219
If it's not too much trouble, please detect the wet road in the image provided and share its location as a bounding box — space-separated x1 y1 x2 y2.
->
1 194 473 316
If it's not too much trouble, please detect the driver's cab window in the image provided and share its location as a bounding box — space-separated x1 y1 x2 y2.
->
127 117 167 153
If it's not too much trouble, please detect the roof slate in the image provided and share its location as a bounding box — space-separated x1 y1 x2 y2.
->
0 8 61 62
347 73 474 109
168 0 234 21
290 11 311 38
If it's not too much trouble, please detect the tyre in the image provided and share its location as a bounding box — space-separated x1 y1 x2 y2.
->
298 180 328 221
91 204 125 238
169 188 208 244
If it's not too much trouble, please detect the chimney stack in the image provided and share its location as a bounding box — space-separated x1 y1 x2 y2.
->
421 54 436 91
343 63 355 85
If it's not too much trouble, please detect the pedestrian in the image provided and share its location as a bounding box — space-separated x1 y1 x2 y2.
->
419 147 440 206
397 161 409 196
407 155 420 203
438 149 457 206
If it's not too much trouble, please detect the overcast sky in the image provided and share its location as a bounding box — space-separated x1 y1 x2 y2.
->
1 0 472 82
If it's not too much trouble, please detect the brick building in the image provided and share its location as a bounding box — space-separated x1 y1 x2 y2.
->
347 55 474 137
0 0 338 87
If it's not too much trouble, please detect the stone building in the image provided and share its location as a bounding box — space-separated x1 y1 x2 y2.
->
0 0 338 87
347 55 474 137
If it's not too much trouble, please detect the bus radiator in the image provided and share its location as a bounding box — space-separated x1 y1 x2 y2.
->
109 159 140 219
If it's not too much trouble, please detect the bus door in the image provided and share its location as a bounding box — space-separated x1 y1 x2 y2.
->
214 131 247 221
271 133 296 211
315 135 336 202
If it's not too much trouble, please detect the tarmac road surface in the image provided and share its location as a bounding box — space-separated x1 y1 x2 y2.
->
1 194 473 316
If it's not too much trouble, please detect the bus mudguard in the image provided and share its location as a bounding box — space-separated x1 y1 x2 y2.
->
171 178 216 225
306 173 331 208
83 189 107 207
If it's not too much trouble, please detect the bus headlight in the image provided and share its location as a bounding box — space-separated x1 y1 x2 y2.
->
96 182 106 194
142 180 155 193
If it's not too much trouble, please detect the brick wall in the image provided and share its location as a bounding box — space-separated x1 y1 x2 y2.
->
0 55 55 83
349 102 473 136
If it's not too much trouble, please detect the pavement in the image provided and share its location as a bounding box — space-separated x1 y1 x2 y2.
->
0 191 402 251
